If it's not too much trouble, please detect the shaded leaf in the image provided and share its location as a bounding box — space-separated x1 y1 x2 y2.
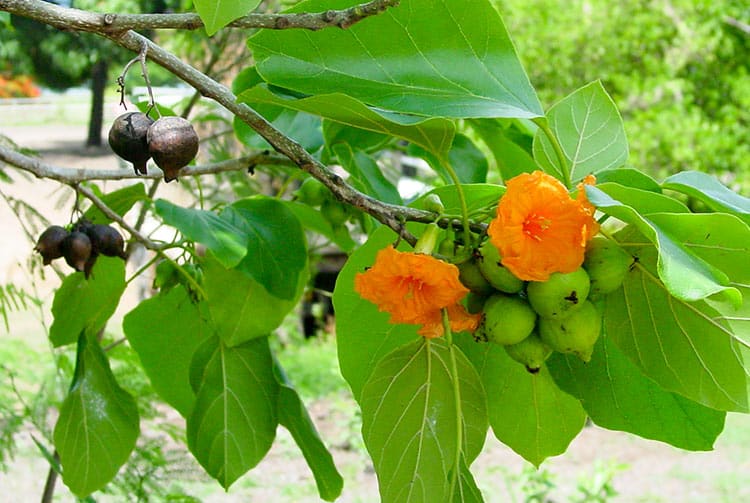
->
82 183 147 224
409 133 489 184
548 335 726 450
662 170 750 225
194 0 261 35
533 81 628 183
333 144 402 204
234 109 323 153
249 0 543 119
54 335 139 497
49 257 126 347
187 336 279 489
155 199 248 269
123 287 213 417
470 119 537 181
283 201 356 252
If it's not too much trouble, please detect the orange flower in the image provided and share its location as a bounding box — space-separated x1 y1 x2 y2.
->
488 171 599 281
354 246 480 338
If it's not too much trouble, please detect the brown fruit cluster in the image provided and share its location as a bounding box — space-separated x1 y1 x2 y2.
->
34 221 127 278
108 113 199 182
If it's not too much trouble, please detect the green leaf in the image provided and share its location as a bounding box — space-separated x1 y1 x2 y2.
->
408 133 489 184
194 0 261 35
470 119 537 182
333 144 402 205
453 458 484 503
222 197 307 300
49 257 126 347
234 109 323 153
123 287 213 417
595 168 661 192
237 85 454 159
547 335 726 451
154 199 248 268
662 171 750 225
361 339 487 502
276 374 343 501
323 120 392 155
54 335 139 497
249 0 542 119
456 334 586 466
607 222 750 412
533 81 628 183
82 183 147 224
595 182 689 214
283 201 356 252
203 255 307 347
587 185 740 304
187 336 279 489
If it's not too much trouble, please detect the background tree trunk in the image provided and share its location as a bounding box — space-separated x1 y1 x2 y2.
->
86 59 108 147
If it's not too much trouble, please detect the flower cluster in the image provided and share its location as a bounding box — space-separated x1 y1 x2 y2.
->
354 246 480 338
488 171 598 281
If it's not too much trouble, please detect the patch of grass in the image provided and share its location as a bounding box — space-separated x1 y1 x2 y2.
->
275 334 349 401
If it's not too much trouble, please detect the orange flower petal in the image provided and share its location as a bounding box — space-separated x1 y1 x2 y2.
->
488 171 599 281
417 304 482 339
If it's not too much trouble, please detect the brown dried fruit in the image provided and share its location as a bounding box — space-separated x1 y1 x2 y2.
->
147 116 199 182
61 231 92 273
108 112 154 175
34 225 69 265
86 224 127 259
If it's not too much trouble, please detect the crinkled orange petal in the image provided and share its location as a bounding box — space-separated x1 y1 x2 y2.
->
488 171 599 281
354 246 469 327
417 304 482 339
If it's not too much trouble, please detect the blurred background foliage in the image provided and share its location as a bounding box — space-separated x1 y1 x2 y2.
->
497 0 750 189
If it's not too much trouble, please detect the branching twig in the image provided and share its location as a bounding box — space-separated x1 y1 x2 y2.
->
724 16 750 36
0 0 427 244
0 0 399 33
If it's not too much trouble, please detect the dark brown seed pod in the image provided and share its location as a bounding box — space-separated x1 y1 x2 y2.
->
61 231 92 273
86 224 127 259
108 112 154 175
34 225 69 265
147 116 199 182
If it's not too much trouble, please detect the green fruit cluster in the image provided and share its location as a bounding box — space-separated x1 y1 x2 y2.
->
293 177 353 228
464 236 632 372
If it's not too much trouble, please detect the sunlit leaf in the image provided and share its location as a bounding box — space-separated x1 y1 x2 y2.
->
82 183 147 224
249 0 542 119
54 335 139 497
662 170 750 225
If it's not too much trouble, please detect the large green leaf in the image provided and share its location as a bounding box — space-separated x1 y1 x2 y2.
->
408 133 489 184
238 85 454 159
283 200 357 252
456 334 586 466
187 336 279 489
323 120 392 155
595 182 689 214
586 185 740 305
547 335 726 451
54 334 139 497
361 339 487 502
123 287 213 417
662 170 750 225
275 365 343 502
82 183 147 224
333 144 402 205
49 257 126 347
469 119 537 181
533 81 628 183
249 0 543 120
222 197 307 300
194 0 260 35
607 221 750 412
202 255 307 347
155 199 248 269
234 109 323 153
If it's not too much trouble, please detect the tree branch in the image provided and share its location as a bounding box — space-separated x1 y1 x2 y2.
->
0 0 431 245
0 0 399 32
724 16 750 36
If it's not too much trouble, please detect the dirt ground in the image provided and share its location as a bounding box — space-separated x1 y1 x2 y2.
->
2 102 750 502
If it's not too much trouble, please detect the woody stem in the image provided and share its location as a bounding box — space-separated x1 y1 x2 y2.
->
533 118 571 188
440 159 473 247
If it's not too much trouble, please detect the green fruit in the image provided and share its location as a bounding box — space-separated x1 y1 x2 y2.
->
477 240 524 293
527 268 590 319
294 178 328 206
321 199 350 227
584 236 632 297
465 292 487 314
539 300 602 362
459 260 495 296
477 294 537 345
153 260 179 290
505 332 553 374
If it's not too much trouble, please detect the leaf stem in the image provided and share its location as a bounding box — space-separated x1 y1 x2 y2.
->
443 308 462 497
532 118 571 188
439 159 473 248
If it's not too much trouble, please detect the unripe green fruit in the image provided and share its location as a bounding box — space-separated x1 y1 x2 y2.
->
527 268 590 319
476 294 537 346
505 332 552 374
477 240 524 293
294 178 328 206
584 236 632 297
464 292 487 314
459 260 495 296
153 260 179 290
321 199 350 227
539 300 601 362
